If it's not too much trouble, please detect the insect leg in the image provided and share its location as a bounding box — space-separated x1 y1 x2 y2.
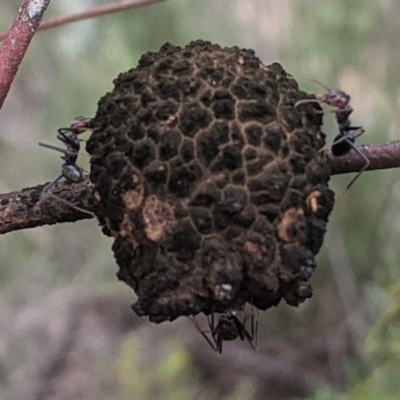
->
342 138 370 190
41 175 94 217
242 305 258 351
44 192 95 217
39 142 72 156
189 316 218 352
248 305 259 350
208 312 223 353
331 127 364 148
42 174 64 193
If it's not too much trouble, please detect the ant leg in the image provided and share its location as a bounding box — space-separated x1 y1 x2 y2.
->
209 309 216 332
39 142 72 156
331 128 365 158
249 305 259 350
331 127 364 148
342 138 370 190
332 132 369 191
254 307 259 349
45 192 95 217
348 127 365 140
208 311 223 353
40 141 90 160
216 336 223 354
189 316 218 352
42 174 64 193
57 132 85 144
41 175 95 217
241 305 258 351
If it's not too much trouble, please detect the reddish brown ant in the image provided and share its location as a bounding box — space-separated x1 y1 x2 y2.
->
190 305 258 353
295 80 370 189
39 117 94 217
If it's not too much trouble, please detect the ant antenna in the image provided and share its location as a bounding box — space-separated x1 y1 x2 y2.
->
295 79 350 111
300 78 332 93
294 79 332 109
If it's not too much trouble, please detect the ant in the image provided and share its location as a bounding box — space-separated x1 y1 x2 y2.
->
38 117 95 217
295 80 370 190
190 305 258 353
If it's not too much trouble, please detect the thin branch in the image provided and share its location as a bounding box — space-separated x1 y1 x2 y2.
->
0 0 167 41
0 0 52 109
1 141 400 235
326 141 400 175
0 180 94 234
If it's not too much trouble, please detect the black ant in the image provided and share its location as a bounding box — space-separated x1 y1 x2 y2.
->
295 80 370 189
39 117 95 217
190 305 258 353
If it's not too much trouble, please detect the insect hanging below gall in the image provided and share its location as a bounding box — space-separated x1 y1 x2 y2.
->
190 305 258 353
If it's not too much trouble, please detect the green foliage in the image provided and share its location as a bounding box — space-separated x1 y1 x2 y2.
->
116 335 257 400
286 0 383 77
117 337 195 400
303 284 400 400
366 282 400 365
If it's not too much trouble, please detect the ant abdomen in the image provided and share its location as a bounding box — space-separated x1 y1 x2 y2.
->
62 164 85 183
331 134 353 157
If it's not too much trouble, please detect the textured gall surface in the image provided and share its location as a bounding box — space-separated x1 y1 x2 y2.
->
86 40 334 322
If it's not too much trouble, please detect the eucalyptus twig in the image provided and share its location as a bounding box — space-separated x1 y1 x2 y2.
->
0 0 52 109
0 0 167 41
1 141 400 235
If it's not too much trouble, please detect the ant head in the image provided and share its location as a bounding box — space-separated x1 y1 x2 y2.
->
319 90 350 109
70 117 91 134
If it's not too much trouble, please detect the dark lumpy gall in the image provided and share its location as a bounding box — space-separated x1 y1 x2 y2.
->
196 122 229 166
212 89 236 120
86 40 334 323
179 102 213 138
168 164 201 197
159 129 181 160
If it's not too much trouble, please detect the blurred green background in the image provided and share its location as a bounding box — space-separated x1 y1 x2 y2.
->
1 1 400 399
